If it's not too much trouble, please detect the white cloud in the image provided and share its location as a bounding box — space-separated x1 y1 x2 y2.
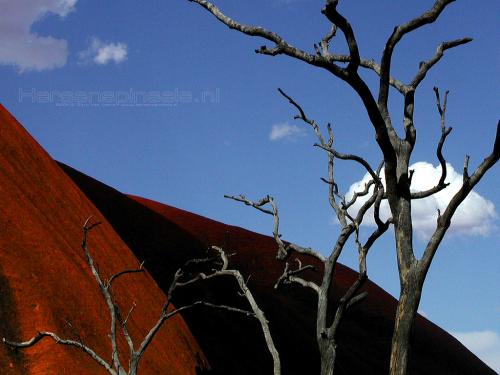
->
0 0 77 72
346 162 497 239
79 37 128 65
451 330 500 372
269 122 306 141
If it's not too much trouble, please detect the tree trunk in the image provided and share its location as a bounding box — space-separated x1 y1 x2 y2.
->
319 342 336 375
389 272 422 375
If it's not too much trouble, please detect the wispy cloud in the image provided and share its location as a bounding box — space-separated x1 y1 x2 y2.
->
345 162 497 239
269 122 306 141
79 38 128 66
0 0 77 72
451 330 500 372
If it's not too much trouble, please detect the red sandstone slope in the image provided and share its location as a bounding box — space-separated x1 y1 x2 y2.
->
0 104 208 374
58 162 496 374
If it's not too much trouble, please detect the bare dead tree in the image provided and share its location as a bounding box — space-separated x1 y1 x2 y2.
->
3 218 280 375
187 1 500 374
225 90 391 374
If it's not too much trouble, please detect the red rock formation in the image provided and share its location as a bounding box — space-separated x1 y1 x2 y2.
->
0 104 208 374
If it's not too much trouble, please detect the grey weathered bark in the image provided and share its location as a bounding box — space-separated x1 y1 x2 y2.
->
188 1 499 374
3 219 280 375
172 245 281 375
226 91 390 375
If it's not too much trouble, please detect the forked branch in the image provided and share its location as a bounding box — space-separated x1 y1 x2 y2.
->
410 38 472 89
4 219 282 375
188 0 346 78
226 87 391 374
421 120 500 272
278 88 382 186
170 245 281 375
274 259 319 293
225 194 326 262
379 0 457 109
411 87 453 199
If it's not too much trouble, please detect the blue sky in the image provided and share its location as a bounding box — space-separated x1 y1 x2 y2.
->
0 0 498 370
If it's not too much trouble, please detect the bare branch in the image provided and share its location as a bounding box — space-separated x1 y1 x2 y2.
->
322 0 360 72
276 85 389 369
3 333 116 375
81 220 123 373
315 143 381 185
225 193 325 262
274 261 319 294
118 303 137 357
379 0 456 110
168 245 282 375
224 194 274 215
323 225 370 347
212 253 281 375
346 292 369 309
81 218 124 372
188 0 346 78
318 53 408 94
343 161 384 214
463 154 470 182
324 132 348 227
278 87 386 229
195 301 254 317
225 194 287 259
278 88 351 227
277 88 327 147
280 87 380 185
411 87 453 199
343 180 375 210
285 243 327 263
107 262 145 288
314 19 408 94
421 120 500 272
404 39 471 145
315 25 337 58
410 38 472 89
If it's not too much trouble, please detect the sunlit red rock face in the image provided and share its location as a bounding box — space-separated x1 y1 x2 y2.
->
0 104 208 374
60 165 496 373
0 102 496 374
